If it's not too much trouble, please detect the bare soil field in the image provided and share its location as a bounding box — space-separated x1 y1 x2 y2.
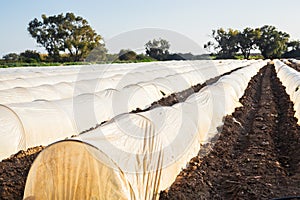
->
0 146 44 200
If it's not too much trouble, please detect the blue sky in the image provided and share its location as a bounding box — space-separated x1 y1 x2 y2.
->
1 0 300 57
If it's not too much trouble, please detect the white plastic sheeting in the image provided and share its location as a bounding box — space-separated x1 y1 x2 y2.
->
0 67 177 98
288 58 300 65
0 60 252 82
0 60 257 104
0 60 261 160
274 60 300 124
24 61 266 200
0 61 214 88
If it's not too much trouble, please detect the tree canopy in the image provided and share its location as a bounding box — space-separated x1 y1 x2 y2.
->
2 50 41 63
145 38 170 60
283 40 300 58
118 49 137 61
2 53 19 61
19 50 41 63
237 28 260 59
212 28 240 59
28 12 104 62
256 25 290 59
205 25 291 59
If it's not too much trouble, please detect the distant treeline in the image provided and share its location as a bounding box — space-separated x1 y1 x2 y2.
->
205 25 300 59
1 12 210 67
3 13 300 67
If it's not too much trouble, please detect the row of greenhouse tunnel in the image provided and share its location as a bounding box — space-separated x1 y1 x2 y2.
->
1 59 299 199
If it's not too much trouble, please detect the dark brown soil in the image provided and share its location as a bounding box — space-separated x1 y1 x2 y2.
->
159 65 300 200
0 146 44 200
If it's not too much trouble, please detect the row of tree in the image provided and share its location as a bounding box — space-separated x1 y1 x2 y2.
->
1 49 155 63
205 25 300 59
4 13 300 63
25 13 207 62
3 50 42 63
6 12 176 63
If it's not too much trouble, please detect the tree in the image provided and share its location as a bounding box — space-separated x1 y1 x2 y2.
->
206 28 240 59
2 53 19 61
63 13 102 61
256 25 290 59
283 40 300 58
203 41 214 53
28 14 66 61
85 44 107 62
28 13 103 62
145 38 170 60
118 49 137 61
287 40 300 51
136 54 155 61
237 28 260 59
19 50 41 63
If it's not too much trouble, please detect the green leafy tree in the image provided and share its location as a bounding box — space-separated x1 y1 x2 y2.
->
28 13 103 62
2 53 19 61
206 28 240 59
287 40 300 51
118 49 137 61
63 13 102 61
136 54 156 62
256 25 290 59
283 40 300 58
28 14 66 61
145 38 170 60
19 50 41 63
237 28 260 59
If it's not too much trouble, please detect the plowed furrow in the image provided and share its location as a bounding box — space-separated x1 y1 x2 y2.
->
160 65 300 200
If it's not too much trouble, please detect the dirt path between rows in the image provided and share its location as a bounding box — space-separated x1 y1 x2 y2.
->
160 65 300 199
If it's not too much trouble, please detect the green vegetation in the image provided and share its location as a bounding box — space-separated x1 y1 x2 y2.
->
144 38 210 61
117 49 156 62
4 12 300 68
208 28 240 59
237 28 260 59
28 12 104 62
118 49 137 61
257 25 290 59
0 61 61 68
283 40 300 58
234 54 264 60
145 38 170 61
205 25 300 59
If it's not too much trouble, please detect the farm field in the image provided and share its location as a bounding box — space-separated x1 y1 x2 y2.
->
2 1 300 199
160 64 300 199
0 60 258 160
0 60 300 199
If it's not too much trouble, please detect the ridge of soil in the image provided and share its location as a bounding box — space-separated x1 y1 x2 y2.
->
159 65 300 200
0 146 44 200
